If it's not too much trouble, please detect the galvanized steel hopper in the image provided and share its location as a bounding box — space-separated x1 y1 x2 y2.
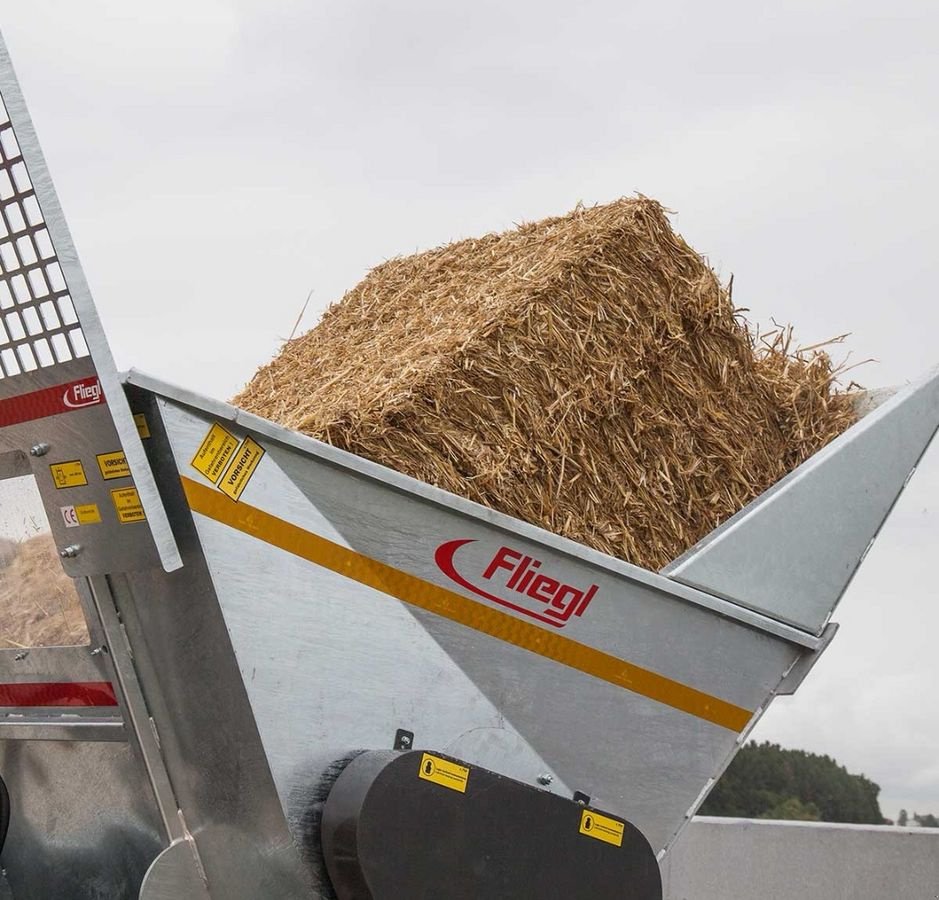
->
0 33 936 900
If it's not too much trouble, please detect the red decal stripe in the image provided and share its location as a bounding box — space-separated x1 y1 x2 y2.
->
0 681 118 707
0 376 105 427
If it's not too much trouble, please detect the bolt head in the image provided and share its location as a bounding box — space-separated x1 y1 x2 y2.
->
29 442 49 457
537 773 554 786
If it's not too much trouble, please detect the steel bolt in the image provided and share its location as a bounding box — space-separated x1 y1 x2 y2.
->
29 442 50 457
13 651 28 661
537 773 554 786
399 735 411 747
59 544 82 559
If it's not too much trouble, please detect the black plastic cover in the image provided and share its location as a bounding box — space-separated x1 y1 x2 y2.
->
321 749 661 900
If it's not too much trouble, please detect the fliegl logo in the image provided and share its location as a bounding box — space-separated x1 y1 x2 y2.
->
434 539 597 628
62 378 103 409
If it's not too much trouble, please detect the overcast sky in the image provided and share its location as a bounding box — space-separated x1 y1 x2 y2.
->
2 2 936 821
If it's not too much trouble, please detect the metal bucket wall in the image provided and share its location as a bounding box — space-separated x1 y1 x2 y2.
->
144 376 828 865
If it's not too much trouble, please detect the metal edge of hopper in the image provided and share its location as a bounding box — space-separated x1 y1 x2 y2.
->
0 33 181 571
124 368 825 651
662 364 939 635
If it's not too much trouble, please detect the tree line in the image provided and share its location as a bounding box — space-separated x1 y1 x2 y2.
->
700 741 885 823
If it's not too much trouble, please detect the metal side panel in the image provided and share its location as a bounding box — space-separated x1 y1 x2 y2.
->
111 551 318 900
149 388 823 864
0 739 164 900
664 365 939 633
0 33 180 573
0 579 168 899
106 390 322 898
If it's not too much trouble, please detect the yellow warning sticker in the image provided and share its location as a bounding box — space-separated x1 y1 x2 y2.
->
134 413 151 439
111 487 147 524
219 437 265 502
579 809 625 847
61 503 102 527
75 503 102 524
418 753 469 794
192 423 239 485
97 451 131 480
50 460 87 489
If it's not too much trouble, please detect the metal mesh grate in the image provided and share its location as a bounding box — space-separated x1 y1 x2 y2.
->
0 94 88 380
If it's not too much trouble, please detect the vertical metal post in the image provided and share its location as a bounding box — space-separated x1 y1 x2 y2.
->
86 574 187 845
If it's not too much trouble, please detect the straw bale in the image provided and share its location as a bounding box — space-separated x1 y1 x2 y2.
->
234 198 856 571
0 534 88 648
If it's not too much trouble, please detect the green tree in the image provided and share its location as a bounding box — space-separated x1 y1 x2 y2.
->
898 809 908 826
913 812 939 828
699 742 884 824
759 797 821 821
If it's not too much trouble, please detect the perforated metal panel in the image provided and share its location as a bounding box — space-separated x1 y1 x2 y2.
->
0 101 89 379
0 34 180 573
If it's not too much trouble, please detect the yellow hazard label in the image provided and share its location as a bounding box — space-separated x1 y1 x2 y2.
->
219 437 265 502
579 809 625 847
97 451 130 480
134 413 151 439
418 753 469 794
50 460 87 489
75 503 101 524
61 503 101 527
111 487 146 524
192 423 240 485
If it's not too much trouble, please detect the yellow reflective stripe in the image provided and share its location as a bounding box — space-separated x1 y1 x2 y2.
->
181 476 752 732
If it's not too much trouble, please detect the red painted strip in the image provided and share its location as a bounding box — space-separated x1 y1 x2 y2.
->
0 681 118 707
0 376 105 427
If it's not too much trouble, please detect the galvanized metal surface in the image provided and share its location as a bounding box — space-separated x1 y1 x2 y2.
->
87 575 185 844
0 739 164 900
0 33 180 573
117 389 319 897
147 383 830 872
0 644 111 687
138 841 211 900
0 360 161 577
0 449 27 479
665 366 939 633
775 622 838 696
0 718 124 741
0 383 316 898
0 571 166 898
113 550 316 899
